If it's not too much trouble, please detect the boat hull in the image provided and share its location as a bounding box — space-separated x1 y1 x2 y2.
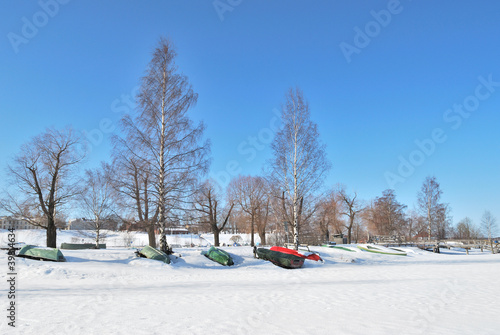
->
256 248 305 269
203 246 234 266
136 246 171 264
321 245 356 252
17 245 66 262
357 245 406 256
270 246 322 261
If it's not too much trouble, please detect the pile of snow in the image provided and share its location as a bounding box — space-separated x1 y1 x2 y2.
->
1 229 499 334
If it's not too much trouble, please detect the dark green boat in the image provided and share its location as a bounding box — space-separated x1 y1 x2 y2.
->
135 246 171 264
256 247 304 269
17 245 66 262
202 246 234 266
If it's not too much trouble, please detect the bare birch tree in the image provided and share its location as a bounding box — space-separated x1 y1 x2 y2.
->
193 180 234 247
417 176 443 241
115 37 210 253
77 162 117 248
481 210 498 254
1 127 85 247
267 87 331 250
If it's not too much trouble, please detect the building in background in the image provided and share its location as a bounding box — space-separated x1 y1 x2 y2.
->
0 216 43 230
66 216 122 231
66 218 95 230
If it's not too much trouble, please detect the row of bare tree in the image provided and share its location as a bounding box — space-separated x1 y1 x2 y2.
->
1 37 497 251
0 36 331 251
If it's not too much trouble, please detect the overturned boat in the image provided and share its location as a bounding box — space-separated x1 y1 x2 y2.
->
357 244 407 256
17 245 66 262
270 246 323 262
321 244 357 252
256 247 307 269
135 246 171 264
202 246 234 266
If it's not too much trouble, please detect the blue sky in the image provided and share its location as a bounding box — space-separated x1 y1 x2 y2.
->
0 0 499 229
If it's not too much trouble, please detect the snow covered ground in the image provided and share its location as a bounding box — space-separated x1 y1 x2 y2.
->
1 230 499 335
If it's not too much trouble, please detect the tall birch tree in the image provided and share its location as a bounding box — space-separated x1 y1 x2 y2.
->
417 176 443 241
268 88 331 250
116 37 210 253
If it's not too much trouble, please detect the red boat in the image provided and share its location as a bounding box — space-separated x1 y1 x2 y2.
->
270 246 323 262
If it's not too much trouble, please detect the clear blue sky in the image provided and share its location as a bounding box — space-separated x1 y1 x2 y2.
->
1 0 499 230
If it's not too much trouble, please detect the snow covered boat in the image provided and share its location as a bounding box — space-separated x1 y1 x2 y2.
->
202 246 234 266
357 244 406 256
17 245 66 262
135 246 171 264
321 244 357 252
256 247 305 269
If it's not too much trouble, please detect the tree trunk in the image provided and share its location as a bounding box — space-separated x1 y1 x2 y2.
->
292 201 299 250
214 228 220 247
427 205 432 242
46 219 57 248
258 230 266 246
159 225 167 252
292 197 303 250
95 226 100 248
148 223 156 248
347 224 352 244
250 214 255 247
292 225 299 250
158 67 169 254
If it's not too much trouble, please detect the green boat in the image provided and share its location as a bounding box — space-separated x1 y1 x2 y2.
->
321 244 356 252
357 244 406 256
135 246 171 264
256 247 304 269
202 246 234 266
60 243 106 250
17 245 66 262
